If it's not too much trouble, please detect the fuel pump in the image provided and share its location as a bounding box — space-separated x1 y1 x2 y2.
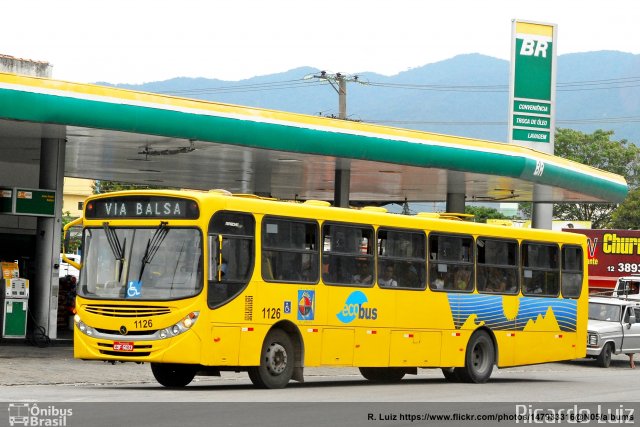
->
1 261 30 338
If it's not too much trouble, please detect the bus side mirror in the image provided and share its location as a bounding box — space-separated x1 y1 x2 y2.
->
62 217 83 270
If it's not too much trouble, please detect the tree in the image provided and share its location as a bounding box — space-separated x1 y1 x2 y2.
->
609 187 640 229
465 205 508 223
551 129 640 228
92 180 168 194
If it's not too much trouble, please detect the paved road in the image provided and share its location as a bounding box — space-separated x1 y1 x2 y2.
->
1 342 639 401
2 343 639 427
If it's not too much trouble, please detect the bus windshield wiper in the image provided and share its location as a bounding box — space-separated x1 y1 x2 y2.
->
138 221 169 282
103 222 126 281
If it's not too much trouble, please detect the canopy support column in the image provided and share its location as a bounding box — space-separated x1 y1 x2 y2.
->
333 159 351 208
532 184 553 229
33 136 66 339
445 171 466 214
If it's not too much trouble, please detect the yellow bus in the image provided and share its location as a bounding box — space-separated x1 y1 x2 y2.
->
66 189 588 388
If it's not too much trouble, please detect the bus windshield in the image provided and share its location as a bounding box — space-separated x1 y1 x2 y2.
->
79 226 202 300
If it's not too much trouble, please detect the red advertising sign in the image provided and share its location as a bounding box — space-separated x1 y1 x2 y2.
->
565 229 640 289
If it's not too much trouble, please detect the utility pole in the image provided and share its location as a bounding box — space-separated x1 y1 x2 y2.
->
310 71 360 207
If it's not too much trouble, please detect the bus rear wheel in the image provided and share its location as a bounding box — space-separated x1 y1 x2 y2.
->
151 363 197 387
248 329 294 389
455 331 495 383
359 367 406 382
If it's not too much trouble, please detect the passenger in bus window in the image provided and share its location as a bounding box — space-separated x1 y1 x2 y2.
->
321 257 332 282
454 268 471 291
504 270 518 293
525 273 544 294
300 259 314 282
487 268 506 293
397 261 419 288
431 270 445 289
379 263 398 287
218 258 228 278
353 260 372 285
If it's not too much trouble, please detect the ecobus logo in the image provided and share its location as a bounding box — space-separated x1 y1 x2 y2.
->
336 290 378 323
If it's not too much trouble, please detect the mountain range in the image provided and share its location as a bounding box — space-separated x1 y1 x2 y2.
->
104 51 640 144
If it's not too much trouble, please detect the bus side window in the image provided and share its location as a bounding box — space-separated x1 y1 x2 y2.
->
261 217 318 284
428 233 474 292
377 228 426 289
322 223 374 287
477 237 519 294
522 242 559 297
561 245 583 299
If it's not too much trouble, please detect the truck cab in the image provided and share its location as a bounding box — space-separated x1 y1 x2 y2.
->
587 297 640 367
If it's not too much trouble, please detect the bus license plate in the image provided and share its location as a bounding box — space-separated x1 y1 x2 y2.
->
113 341 134 352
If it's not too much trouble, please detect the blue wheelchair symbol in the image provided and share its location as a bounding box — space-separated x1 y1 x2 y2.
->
127 281 142 298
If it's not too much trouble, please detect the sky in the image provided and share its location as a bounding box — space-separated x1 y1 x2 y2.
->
2 0 638 84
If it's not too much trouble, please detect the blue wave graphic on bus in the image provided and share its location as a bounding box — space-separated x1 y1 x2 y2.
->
515 298 577 332
446 294 577 332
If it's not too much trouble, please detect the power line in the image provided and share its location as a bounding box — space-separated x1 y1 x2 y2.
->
154 74 640 96
159 80 329 95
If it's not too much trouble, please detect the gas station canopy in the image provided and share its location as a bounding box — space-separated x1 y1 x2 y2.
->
0 72 628 204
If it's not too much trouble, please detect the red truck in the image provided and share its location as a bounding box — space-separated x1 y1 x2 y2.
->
564 229 640 292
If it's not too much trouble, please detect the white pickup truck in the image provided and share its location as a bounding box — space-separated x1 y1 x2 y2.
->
587 297 640 367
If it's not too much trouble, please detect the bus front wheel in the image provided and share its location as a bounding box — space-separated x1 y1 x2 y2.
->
359 367 406 382
455 331 495 383
151 363 197 387
248 329 294 389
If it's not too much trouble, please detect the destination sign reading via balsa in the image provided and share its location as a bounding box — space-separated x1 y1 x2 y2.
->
85 196 199 219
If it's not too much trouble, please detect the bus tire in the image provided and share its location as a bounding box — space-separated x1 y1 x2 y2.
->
150 363 197 387
441 368 460 382
359 367 406 382
455 331 495 383
248 329 294 389
597 343 613 368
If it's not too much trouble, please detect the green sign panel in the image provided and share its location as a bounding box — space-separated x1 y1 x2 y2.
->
512 128 550 143
14 188 55 216
509 20 556 146
513 100 551 115
513 114 550 130
514 39 553 101
0 188 12 214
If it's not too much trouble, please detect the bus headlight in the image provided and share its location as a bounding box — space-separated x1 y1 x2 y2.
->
588 332 598 346
74 315 98 337
158 312 199 339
